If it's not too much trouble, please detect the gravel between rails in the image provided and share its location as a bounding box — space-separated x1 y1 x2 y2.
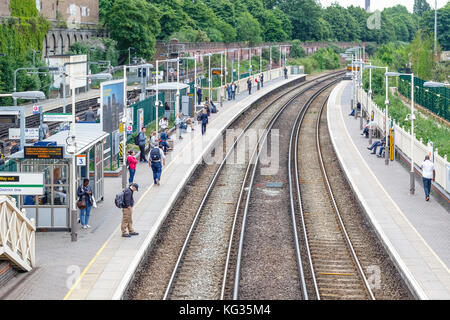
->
318 104 413 300
125 73 335 300
236 78 341 300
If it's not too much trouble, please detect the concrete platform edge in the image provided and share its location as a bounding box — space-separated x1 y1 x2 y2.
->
327 81 428 300
111 75 308 300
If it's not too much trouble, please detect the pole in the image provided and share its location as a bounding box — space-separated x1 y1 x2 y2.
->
237 49 240 92
19 107 25 152
269 46 272 80
71 77 77 242
260 47 262 75
368 64 373 145
86 53 90 93
220 52 223 106
122 65 127 189
434 0 438 55
279 45 282 77
128 47 131 66
194 57 197 114
410 73 415 194
63 67 67 114
33 50 36 66
176 58 180 117
208 54 211 101
249 48 252 77
156 60 159 130
351 55 354 112
385 67 389 166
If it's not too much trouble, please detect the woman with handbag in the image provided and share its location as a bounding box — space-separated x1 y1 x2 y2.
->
77 179 93 229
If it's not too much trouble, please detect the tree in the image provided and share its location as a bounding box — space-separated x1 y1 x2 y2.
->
409 30 435 80
421 2 450 50
290 40 306 58
104 0 161 60
414 0 431 17
236 12 262 43
279 0 322 41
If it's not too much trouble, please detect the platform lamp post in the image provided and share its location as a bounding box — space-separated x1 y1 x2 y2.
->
365 64 387 145
128 47 135 66
68 72 112 242
32 50 41 66
386 71 415 193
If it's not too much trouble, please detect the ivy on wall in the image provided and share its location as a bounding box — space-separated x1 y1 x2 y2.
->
0 0 50 104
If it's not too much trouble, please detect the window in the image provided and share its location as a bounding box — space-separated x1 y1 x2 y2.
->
81 6 87 17
69 4 78 16
36 0 41 12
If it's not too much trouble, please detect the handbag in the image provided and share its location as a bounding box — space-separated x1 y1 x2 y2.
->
92 196 97 209
77 198 86 210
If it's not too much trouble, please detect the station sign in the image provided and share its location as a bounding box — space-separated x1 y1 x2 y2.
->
0 173 44 195
126 125 133 134
32 105 40 115
9 128 39 140
43 113 72 122
24 146 64 159
76 155 87 166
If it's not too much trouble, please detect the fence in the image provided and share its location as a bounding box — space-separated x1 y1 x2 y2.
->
398 75 450 122
0 160 17 172
359 88 449 193
127 92 165 141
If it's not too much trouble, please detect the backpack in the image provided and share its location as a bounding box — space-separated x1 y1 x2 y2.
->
115 190 125 208
150 147 161 162
134 133 140 145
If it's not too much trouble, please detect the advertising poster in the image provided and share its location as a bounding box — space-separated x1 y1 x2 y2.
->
100 80 125 134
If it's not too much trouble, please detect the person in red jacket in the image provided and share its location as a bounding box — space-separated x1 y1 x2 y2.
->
127 150 138 184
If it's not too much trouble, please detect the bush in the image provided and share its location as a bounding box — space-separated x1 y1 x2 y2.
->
290 40 306 58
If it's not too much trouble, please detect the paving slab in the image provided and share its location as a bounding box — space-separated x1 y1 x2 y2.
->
327 81 450 300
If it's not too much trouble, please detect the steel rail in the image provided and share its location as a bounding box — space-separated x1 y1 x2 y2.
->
313 96 376 300
163 72 340 300
232 73 345 300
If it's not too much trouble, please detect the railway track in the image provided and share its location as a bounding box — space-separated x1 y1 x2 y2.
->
291 82 375 300
228 76 343 300
126 71 343 300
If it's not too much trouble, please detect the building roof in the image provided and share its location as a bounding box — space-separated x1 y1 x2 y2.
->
9 124 108 160
147 82 190 91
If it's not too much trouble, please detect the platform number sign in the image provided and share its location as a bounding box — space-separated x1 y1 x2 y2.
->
76 155 87 167
32 105 40 115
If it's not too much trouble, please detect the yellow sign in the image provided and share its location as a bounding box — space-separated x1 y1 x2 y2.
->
347 66 360 72
389 128 395 161
119 123 124 133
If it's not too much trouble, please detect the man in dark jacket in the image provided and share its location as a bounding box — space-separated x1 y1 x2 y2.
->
197 87 203 105
138 127 147 163
247 77 252 95
122 183 139 238
10 141 19 155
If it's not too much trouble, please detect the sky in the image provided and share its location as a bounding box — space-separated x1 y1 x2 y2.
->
318 0 449 12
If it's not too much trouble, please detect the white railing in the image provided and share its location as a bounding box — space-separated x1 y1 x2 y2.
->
0 195 36 271
359 89 449 192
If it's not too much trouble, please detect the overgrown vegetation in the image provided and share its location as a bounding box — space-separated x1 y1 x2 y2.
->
288 47 342 74
0 0 50 105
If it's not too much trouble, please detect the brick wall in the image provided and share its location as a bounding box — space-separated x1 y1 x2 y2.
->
0 0 10 17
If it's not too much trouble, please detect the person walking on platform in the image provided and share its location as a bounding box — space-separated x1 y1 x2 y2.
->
164 102 171 119
227 83 232 100
255 76 260 90
247 77 252 95
121 183 139 238
77 179 93 229
137 127 147 163
148 145 166 186
197 87 203 105
175 113 183 140
284 67 288 79
127 150 137 184
260 73 264 88
421 155 435 202
231 82 237 100
204 97 211 116
200 109 208 135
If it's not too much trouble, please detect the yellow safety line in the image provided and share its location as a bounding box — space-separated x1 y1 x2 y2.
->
63 79 266 300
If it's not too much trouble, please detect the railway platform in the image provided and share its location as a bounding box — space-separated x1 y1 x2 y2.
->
0 72 307 300
327 81 450 299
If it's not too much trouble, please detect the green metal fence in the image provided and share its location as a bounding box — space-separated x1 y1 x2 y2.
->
0 160 17 172
127 93 165 142
399 75 450 121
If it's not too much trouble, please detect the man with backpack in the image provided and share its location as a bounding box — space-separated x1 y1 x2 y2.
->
135 127 147 163
148 145 166 186
117 183 139 238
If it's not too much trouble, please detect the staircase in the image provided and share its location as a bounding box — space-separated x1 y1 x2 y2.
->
0 196 36 272
0 261 18 287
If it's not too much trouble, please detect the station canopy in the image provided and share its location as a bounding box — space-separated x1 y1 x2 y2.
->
10 123 109 159
147 82 190 91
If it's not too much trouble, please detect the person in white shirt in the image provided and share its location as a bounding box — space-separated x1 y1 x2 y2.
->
159 117 169 131
150 131 158 148
421 155 435 201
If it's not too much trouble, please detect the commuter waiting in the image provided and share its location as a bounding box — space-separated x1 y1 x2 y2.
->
160 129 172 153
367 135 386 155
159 117 169 132
127 150 137 184
361 118 370 138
